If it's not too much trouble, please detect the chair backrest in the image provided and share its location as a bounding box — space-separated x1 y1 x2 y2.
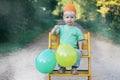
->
82 32 90 50
48 32 90 52
48 32 60 50
82 32 91 57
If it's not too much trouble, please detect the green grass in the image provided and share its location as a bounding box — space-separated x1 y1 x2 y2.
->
0 29 45 54
0 43 23 54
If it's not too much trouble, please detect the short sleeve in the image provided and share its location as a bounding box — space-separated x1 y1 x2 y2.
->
77 29 84 41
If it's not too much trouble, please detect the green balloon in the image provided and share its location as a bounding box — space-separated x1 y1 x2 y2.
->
35 49 56 74
56 44 77 67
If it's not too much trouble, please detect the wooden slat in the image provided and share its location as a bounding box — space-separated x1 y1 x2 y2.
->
49 70 90 76
84 34 88 40
82 55 90 58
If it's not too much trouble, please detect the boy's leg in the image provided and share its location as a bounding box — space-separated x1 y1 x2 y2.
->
58 64 66 74
71 49 82 74
73 49 81 67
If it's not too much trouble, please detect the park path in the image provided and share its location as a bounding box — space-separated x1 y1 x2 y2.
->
0 25 120 80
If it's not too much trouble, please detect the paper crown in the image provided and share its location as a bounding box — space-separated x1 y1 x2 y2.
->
63 4 76 13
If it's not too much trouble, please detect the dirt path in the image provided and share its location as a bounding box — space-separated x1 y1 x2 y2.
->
0 29 120 80
91 36 120 80
0 32 49 80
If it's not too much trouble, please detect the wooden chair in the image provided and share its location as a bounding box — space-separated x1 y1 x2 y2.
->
48 32 91 80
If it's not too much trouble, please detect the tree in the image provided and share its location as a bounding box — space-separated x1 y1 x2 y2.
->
0 0 57 43
96 0 120 18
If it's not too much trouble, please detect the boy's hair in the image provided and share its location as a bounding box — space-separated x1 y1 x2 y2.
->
63 4 76 13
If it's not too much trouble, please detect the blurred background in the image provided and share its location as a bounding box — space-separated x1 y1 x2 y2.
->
0 0 120 53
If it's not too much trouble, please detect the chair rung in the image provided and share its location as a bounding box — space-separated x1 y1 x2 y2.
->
49 70 90 76
82 55 90 58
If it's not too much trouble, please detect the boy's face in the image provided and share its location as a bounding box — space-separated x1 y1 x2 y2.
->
63 11 76 26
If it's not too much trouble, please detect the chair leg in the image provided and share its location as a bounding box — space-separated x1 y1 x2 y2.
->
88 76 91 80
48 74 51 80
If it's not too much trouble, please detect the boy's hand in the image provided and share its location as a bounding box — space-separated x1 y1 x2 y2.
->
79 49 84 55
54 25 59 30
51 25 59 34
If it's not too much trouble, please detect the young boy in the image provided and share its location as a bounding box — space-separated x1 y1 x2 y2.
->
51 4 84 74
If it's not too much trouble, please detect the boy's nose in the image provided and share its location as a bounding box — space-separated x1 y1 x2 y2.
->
68 18 71 20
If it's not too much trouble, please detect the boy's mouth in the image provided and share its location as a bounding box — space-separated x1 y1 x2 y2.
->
68 21 72 23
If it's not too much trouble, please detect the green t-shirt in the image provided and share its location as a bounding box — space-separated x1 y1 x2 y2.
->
55 25 84 49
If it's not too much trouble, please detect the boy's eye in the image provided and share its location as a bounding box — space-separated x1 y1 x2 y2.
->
71 16 74 18
66 16 69 18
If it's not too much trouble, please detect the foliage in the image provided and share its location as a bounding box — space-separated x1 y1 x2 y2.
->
0 0 57 53
0 0 120 53
96 0 120 17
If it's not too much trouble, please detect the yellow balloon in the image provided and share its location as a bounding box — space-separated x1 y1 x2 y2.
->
56 44 77 67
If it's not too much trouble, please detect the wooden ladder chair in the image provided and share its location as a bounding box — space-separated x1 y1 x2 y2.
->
48 32 91 80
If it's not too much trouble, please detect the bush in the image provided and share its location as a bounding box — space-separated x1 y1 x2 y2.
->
0 0 56 54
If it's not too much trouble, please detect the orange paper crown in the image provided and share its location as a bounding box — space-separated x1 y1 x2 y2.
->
63 4 76 13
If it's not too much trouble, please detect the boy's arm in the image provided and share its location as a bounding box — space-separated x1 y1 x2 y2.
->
51 25 59 34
